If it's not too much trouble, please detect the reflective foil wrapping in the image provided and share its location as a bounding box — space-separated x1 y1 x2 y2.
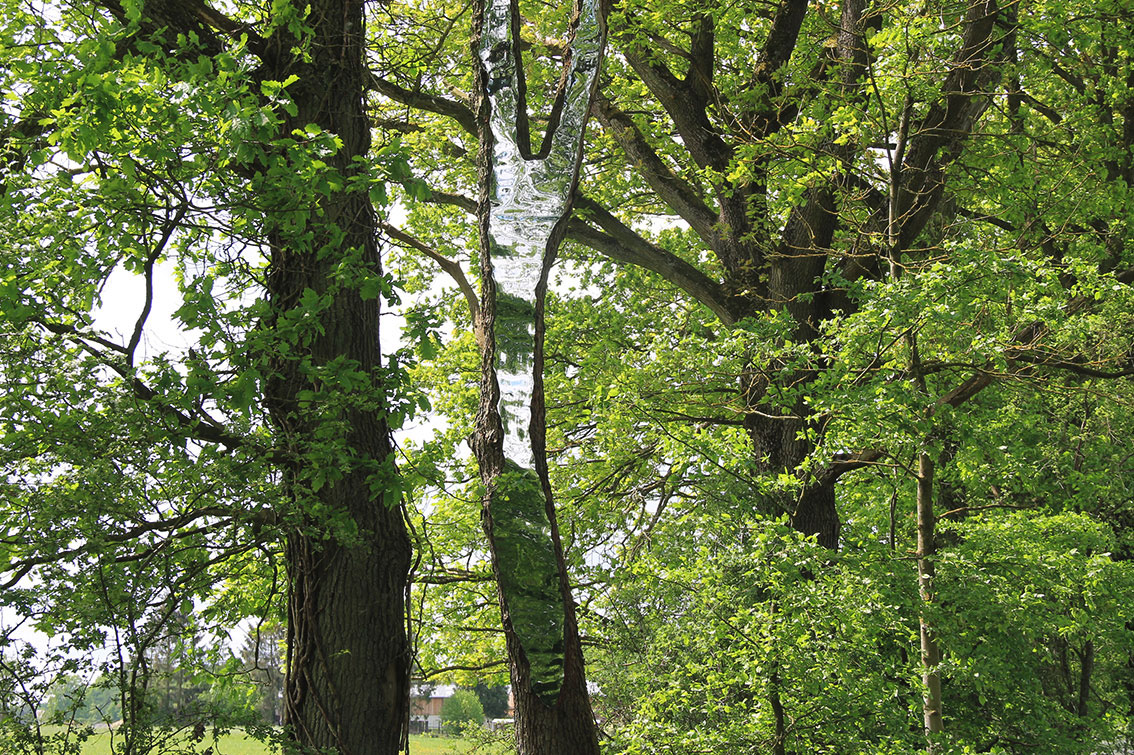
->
478 0 604 706
480 0 603 469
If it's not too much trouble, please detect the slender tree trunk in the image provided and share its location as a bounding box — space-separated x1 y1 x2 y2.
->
470 175 601 755
468 0 604 750
917 452 944 747
1077 640 1094 718
262 2 412 753
769 669 788 755
469 277 600 755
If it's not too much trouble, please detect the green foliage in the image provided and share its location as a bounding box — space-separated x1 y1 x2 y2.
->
932 512 1134 751
594 521 922 754
472 682 510 720
594 512 1134 754
441 690 484 735
5 0 1134 752
0 0 413 751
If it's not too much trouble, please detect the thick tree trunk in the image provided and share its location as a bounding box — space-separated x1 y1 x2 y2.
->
284 515 410 754
789 482 839 550
262 2 412 753
744 401 840 549
499 600 599 755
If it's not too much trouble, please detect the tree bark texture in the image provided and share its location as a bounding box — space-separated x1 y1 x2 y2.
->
917 452 944 746
261 2 412 753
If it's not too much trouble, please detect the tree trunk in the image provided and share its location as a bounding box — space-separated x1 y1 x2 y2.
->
262 2 412 753
745 403 840 549
469 282 600 755
470 198 601 755
1077 640 1094 718
472 372 600 755
789 482 840 550
469 0 604 750
917 452 944 748
283 519 410 754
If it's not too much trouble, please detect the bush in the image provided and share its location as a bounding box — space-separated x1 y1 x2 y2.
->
440 690 484 735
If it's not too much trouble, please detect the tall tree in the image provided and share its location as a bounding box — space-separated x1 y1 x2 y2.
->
467 0 606 751
0 2 414 753
366 0 1009 549
370 0 1134 750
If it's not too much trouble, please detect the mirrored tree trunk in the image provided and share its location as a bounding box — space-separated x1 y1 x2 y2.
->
470 0 606 751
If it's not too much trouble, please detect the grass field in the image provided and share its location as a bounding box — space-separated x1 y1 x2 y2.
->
37 728 505 754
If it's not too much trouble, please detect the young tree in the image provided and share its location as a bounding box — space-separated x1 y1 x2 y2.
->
441 689 484 735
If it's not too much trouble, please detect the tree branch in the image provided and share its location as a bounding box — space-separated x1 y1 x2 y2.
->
380 222 480 328
366 73 479 136
35 320 252 450
620 43 732 172
591 94 719 243
1 506 235 589
425 189 478 214
897 0 1003 249
569 196 735 324
128 202 188 366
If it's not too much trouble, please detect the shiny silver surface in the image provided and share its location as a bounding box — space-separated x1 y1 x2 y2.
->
480 0 603 468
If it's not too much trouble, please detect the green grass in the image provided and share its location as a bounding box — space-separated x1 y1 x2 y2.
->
43 728 505 755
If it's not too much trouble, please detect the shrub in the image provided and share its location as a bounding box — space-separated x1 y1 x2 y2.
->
441 690 484 735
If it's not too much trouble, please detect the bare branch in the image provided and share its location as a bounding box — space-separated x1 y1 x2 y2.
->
591 95 719 243
367 73 479 136
128 202 188 365
380 222 480 328
569 196 735 324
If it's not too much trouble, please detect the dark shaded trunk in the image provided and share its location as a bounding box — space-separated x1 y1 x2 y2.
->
261 2 412 753
789 482 839 549
1077 640 1094 718
283 519 410 754
744 399 840 549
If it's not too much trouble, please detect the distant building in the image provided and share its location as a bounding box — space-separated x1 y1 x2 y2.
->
409 683 456 733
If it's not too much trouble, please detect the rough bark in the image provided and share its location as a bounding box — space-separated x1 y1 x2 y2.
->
72 2 415 753
260 2 412 753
